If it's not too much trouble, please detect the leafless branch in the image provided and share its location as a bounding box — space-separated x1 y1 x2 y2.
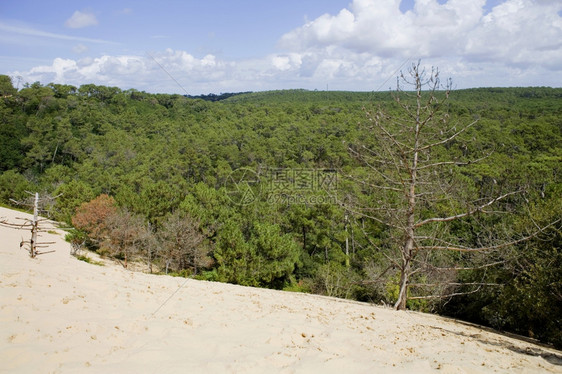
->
418 220 560 252
416 151 492 170
408 286 483 300
413 259 506 271
336 199 402 229
415 190 523 228
409 282 501 287
417 119 478 152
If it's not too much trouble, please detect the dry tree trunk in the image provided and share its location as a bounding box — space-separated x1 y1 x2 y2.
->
349 61 549 310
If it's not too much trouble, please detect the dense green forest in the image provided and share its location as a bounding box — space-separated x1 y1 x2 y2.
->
0 75 560 347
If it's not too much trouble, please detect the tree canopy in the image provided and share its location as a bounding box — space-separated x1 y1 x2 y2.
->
0 74 560 347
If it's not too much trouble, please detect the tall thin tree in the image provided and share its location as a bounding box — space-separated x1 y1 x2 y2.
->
349 61 539 310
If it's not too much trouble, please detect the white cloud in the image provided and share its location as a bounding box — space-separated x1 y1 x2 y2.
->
464 0 562 68
279 0 562 70
28 58 77 82
271 54 302 71
11 50 234 93
7 0 562 93
11 47 562 95
201 54 217 67
65 10 98 29
14 55 141 88
73 44 88 54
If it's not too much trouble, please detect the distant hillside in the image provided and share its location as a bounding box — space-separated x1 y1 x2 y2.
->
184 91 253 102
224 89 385 104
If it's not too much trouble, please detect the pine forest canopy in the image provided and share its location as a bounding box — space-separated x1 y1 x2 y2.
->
0 72 561 348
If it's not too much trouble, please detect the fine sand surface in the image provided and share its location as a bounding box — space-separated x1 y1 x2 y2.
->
1 207 561 374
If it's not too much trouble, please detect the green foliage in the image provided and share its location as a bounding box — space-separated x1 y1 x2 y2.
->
0 83 560 347
313 262 360 299
442 196 562 348
214 219 253 284
64 228 88 245
52 179 96 224
283 280 312 293
384 273 429 311
194 269 220 282
0 95 26 171
213 220 301 288
0 170 32 204
139 180 185 226
75 254 104 266
0 75 17 96
248 222 301 287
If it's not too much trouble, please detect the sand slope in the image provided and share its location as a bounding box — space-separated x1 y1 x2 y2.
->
1 206 561 373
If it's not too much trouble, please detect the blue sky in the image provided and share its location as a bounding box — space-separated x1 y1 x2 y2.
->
1 0 561 94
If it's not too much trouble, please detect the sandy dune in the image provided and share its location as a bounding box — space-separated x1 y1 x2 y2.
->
1 206 561 373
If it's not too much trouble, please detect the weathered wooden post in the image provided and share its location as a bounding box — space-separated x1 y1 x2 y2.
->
30 192 39 258
344 212 350 268
3 191 57 258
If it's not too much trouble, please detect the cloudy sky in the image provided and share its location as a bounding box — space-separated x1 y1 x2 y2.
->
1 0 561 94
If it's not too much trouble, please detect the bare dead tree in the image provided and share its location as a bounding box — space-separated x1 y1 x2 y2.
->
104 208 152 269
158 211 209 275
347 61 552 310
1 192 57 257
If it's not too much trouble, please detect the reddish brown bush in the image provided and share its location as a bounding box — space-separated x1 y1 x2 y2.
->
72 194 117 242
